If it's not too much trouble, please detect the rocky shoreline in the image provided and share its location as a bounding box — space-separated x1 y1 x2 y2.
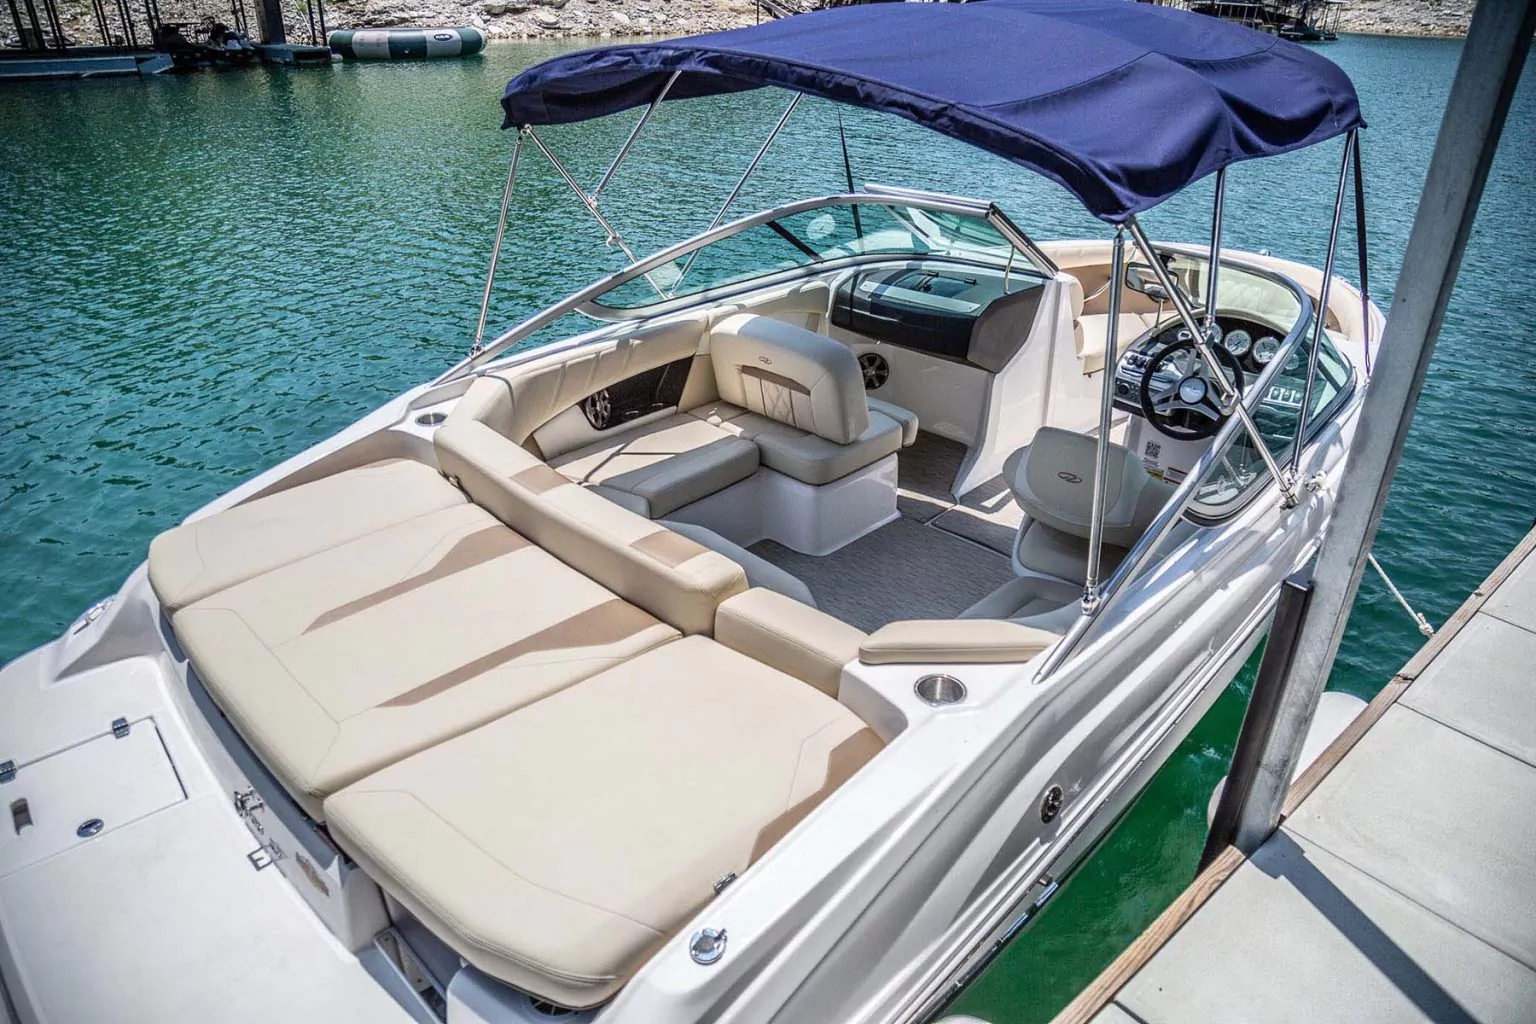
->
24 0 1475 52
345 0 759 41
1337 0 1473 38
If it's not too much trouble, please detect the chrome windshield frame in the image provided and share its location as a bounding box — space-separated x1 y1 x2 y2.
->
437 189 1056 383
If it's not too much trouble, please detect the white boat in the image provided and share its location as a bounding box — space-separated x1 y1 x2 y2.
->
0 3 1382 1022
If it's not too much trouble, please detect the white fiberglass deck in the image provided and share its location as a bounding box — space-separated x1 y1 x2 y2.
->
1053 527 1536 1024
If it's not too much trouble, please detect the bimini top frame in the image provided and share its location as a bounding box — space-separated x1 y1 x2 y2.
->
498 0 1363 224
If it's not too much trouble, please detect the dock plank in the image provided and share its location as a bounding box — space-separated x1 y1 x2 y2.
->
1056 526 1536 1024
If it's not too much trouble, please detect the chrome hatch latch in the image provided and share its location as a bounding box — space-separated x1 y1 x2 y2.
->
689 927 728 966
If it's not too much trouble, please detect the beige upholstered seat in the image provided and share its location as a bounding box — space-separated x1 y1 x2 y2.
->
325 634 882 1009
148 459 465 612
962 428 1173 628
548 412 759 518
174 503 679 818
700 314 909 485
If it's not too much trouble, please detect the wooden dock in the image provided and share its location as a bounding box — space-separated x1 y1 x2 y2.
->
1052 526 1536 1024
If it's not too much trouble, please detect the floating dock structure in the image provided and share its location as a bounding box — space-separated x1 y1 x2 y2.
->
1052 527 1536 1024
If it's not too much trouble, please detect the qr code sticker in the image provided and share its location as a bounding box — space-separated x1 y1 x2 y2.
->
1144 441 1162 460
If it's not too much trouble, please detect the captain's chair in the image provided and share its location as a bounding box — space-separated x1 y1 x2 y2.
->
962 427 1175 630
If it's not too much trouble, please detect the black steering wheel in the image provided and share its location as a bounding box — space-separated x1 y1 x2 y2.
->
1138 337 1244 441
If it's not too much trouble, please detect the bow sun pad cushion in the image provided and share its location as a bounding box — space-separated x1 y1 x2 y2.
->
149 459 466 613
324 634 882 1009
173 502 679 818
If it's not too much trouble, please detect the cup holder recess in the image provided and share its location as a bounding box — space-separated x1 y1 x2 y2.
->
415 411 447 427
915 674 966 707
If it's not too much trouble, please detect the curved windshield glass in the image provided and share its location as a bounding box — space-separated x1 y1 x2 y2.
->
592 202 1030 311
1189 326 1355 517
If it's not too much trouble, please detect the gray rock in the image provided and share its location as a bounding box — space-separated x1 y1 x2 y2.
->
533 8 560 28
534 0 568 8
482 1 506 13
609 10 629 24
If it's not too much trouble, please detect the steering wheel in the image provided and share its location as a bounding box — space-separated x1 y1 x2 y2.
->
1138 337 1244 441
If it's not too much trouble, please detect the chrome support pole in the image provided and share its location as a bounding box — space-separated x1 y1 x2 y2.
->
472 133 524 356
1292 131 1355 474
523 127 667 298
1124 216 1298 507
672 92 803 294
591 69 679 201
1204 168 1226 330
1082 228 1126 612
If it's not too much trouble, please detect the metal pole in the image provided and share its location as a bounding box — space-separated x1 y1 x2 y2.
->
1200 570 1313 868
523 128 667 298
20 0 43 51
1224 0 1536 856
5 0 25 47
592 70 680 202
1124 216 1298 506
316 0 325 40
1292 131 1355 474
672 92 803 294
472 134 524 357
1083 228 1125 611
1353 132 1375 375
1203 168 1226 331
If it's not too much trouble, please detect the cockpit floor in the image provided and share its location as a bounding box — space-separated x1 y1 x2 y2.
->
750 431 1019 631
751 515 1013 632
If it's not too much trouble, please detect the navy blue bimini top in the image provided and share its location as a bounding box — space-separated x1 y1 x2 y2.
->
500 0 1363 223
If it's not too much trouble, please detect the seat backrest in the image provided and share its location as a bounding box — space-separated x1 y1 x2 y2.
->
434 418 747 635
708 313 869 444
1005 427 1173 549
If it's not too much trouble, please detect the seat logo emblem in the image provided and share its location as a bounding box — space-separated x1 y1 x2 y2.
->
1058 471 1082 484
757 355 772 364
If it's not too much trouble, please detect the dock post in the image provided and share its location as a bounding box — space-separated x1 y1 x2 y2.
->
1199 571 1312 868
253 0 284 44
1221 0 1536 857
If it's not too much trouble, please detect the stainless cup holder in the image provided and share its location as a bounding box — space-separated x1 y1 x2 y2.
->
415 411 447 427
915 674 966 707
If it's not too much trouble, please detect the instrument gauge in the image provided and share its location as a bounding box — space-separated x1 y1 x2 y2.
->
1253 335 1282 365
1224 329 1252 357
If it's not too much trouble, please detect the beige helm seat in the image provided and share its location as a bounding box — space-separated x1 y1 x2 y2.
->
962 427 1174 629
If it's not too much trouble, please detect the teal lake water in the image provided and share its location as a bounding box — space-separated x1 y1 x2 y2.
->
2 34 1533 1022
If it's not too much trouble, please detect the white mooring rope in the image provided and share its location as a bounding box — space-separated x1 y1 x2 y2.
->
1368 553 1436 638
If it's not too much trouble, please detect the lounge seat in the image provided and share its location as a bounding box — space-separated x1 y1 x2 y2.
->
699 313 909 485
457 313 918 517
174 502 679 818
148 459 466 612
548 412 759 518
962 427 1173 629
325 633 882 1009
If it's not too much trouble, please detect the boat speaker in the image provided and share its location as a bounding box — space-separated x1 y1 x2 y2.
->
858 351 890 390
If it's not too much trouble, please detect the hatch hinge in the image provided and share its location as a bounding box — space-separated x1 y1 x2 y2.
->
111 717 130 739
0 761 15 784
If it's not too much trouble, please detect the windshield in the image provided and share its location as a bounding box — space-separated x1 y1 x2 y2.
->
592 201 1032 311
1189 326 1355 518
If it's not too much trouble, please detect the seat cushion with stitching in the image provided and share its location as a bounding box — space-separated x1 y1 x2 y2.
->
689 402 905 486
548 413 759 519
173 502 677 818
149 459 466 613
324 635 881 1009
